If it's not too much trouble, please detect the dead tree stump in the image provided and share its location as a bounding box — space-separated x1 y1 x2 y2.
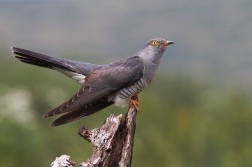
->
51 105 138 167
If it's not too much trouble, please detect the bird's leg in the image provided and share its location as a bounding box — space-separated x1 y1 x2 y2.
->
128 94 139 113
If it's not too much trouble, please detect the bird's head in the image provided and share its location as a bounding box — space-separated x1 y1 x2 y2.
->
146 38 174 51
138 38 174 61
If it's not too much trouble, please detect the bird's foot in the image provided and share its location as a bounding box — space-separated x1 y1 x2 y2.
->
128 95 139 113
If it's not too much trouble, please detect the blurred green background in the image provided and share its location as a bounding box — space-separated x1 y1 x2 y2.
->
1 1 252 167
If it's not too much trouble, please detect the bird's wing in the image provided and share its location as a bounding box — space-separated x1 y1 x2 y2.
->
11 47 99 84
50 99 114 127
43 56 144 118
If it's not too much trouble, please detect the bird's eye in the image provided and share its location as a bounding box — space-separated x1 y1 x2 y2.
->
151 40 158 46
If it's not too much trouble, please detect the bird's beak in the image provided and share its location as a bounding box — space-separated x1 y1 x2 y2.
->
163 41 174 46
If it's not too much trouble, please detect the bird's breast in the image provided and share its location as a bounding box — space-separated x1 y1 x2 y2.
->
114 95 130 107
108 77 148 107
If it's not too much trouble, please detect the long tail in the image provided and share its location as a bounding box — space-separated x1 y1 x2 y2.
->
49 99 113 127
11 47 99 77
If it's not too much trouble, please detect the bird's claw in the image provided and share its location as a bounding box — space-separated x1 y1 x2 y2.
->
128 95 139 113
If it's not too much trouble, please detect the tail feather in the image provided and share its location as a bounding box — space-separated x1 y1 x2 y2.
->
11 46 78 72
11 46 99 76
49 99 113 127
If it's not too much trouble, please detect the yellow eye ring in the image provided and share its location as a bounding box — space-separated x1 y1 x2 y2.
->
151 40 158 46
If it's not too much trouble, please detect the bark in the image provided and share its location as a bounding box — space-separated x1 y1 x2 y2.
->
50 105 138 167
50 155 75 167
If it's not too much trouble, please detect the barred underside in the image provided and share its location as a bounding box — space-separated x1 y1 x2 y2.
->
118 77 148 99
108 77 148 107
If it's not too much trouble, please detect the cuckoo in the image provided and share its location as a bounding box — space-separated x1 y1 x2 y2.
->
11 38 174 127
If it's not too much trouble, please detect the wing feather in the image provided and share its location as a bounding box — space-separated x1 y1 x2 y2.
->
43 56 144 118
50 99 113 127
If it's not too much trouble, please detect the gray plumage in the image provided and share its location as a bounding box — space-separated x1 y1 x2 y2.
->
11 38 174 127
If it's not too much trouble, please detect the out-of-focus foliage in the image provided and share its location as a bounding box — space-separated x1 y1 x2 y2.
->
1 54 252 167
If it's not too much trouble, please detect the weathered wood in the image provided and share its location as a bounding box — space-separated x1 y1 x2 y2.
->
119 108 137 167
50 105 138 167
51 155 75 167
78 114 124 167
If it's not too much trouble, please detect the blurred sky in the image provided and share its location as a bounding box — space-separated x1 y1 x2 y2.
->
1 0 252 89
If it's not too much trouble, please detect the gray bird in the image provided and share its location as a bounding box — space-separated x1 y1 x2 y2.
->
11 38 174 127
